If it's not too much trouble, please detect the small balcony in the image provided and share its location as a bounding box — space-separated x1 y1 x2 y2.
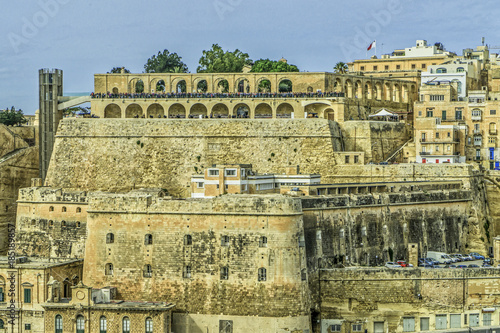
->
490 129 498 135
420 152 431 156
471 115 482 121
473 130 483 136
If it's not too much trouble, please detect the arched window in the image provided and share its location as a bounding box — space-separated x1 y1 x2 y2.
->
100 316 107 333
258 267 267 281
55 315 63 333
106 233 114 244
63 278 70 298
456 67 465 73
62 206 66 212
0 275 5 302
144 264 152 278
144 234 153 245
436 68 447 73
259 236 267 248
184 234 192 246
0 319 4 329
105 263 113 276
301 268 307 281
61 221 66 227
145 317 153 333
76 207 82 213
76 315 85 333
183 265 191 279
49 220 54 227
49 206 54 212
122 317 130 333
220 266 229 280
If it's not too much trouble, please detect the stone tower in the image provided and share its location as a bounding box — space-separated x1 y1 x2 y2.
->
39 68 63 181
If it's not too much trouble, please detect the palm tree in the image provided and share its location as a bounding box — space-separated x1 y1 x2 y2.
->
334 62 348 74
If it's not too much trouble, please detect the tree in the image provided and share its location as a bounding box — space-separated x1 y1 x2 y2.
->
144 50 189 73
109 67 130 74
334 62 348 74
0 107 26 126
197 44 251 73
250 59 299 73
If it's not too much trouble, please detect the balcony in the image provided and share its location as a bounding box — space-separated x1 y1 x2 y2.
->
475 156 482 161
420 152 431 156
471 115 482 121
473 130 483 136
490 129 498 135
474 141 483 147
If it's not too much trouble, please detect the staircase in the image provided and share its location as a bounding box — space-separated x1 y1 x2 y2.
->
0 148 28 164
384 138 413 163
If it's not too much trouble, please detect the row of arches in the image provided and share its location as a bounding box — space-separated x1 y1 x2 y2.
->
126 78 293 94
104 102 336 120
54 314 153 333
337 78 416 103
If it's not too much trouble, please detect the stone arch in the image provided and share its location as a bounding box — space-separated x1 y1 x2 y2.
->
334 78 343 93
171 77 187 93
324 108 335 121
305 102 330 118
402 84 409 102
278 78 293 93
125 104 143 118
354 80 363 98
277 103 294 118
104 104 121 118
345 79 353 98
255 103 273 118
233 103 250 118
307 86 314 93
147 104 165 118
374 82 383 100
214 78 230 93
235 78 250 93
364 82 372 100
190 104 208 118
211 103 229 118
168 103 186 118
384 82 392 101
128 78 144 93
112 87 119 94
195 79 208 93
150 78 165 92
257 77 272 93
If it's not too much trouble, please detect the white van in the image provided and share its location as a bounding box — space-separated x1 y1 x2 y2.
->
427 251 452 264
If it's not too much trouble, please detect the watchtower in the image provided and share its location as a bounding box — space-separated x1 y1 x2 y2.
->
39 68 63 181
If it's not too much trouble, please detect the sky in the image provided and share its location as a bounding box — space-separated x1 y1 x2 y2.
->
1 0 499 114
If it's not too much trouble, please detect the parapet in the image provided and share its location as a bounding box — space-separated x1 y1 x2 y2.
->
18 187 88 203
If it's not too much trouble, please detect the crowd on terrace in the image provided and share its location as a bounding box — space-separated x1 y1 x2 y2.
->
90 92 345 99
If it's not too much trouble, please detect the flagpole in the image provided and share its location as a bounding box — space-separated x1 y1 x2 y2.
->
375 40 377 58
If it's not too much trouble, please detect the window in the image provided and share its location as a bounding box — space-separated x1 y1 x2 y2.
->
420 317 429 331
77 222 81 228
197 182 204 189
426 109 433 117
442 110 446 120
0 320 3 329
24 288 31 303
436 68 447 73
354 155 359 163
421 64 426 69
258 268 267 281
352 323 362 332
361 226 367 237
418 111 422 117
411 64 416 69
402 317 415 332
436 132 440 138
396 65 401 70
221 235 230 247
145 317 153 333
76 315 85 333
184 234 192 246
61 221 66 227
345 155 350 164
184 265 191 278
384 65 389 70
259 236 268 248
373 66 378 71
435 314 447 329
455 109 463 120
456 67 465 73
49 206 54 212
330 324 341 332
62 206 66 212
225 169 237 177
491 109 497 115
483 312 492 326
76 207 81 213
105 263 113 276
447 132 451 138
360 66 365 71
55 315 63 333
216 184 220 189
106 233 114 244
100 316 107 333
144 264 152 278
301 269 307 281
122 317 130 333
220 266 229 280
219 320 233 333
430 95 444 101
208 169 219 176
435 146 439 152
144 234 153 245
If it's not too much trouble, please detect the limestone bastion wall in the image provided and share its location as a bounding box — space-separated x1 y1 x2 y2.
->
83 193 311 318
45 118 343 197
302 190 476 269
15 187 88 258
314 268 500 332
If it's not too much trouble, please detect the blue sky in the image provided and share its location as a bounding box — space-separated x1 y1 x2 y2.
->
1 0 499 114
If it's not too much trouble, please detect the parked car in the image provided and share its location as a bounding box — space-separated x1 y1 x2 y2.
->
483 258 493 265
422 264 433 269
457 264 468 268
468 264 480 268
448 265 457 268
462 254 473 261
451 254 464 262
469 252 485 260
397 260 413 267
385 262 402 268
425 258 439 265
482 263 492 268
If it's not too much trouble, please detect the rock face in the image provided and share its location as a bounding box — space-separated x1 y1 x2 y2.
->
0 124 38 254
45 118 344 196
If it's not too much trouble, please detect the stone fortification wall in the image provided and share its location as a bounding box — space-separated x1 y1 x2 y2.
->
340 121 410 163
84 193 310 319
45 118 343 197
315 268 500 332
15 187 88 258
302 191 475 269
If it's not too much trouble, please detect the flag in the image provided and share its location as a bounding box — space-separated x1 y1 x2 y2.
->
367 41 376 51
